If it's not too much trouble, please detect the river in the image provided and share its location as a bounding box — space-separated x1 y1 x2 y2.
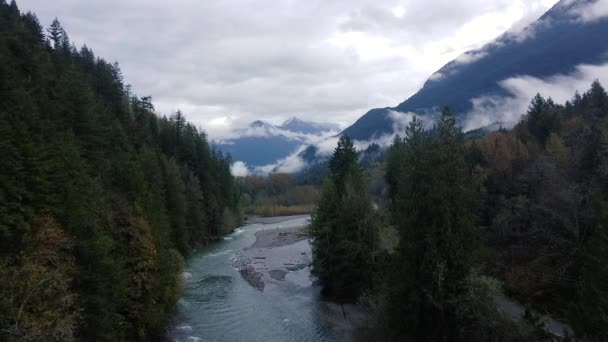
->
167 215 364 342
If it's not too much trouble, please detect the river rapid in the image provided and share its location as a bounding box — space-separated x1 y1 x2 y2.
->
167 215 363 342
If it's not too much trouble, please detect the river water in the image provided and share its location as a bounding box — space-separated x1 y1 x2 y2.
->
167 216 358 342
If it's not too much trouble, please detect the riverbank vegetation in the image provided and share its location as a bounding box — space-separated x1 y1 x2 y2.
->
0 2 240 340
311 84 608 341
239 173 319 217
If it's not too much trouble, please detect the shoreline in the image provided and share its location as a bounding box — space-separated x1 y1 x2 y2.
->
233 216 311 292
247 225 309 249
238 216 372 338
245 214 310 225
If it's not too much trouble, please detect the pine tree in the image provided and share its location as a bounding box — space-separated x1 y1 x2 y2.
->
527 93 560 144
329 135 357 195
385 108 477 339
310 179 339 291
310 135 377 301
47 18 63 49
587 79 608 117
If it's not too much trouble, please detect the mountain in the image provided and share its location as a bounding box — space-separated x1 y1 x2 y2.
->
342 0 608 140
280 117 341 135
216 118 339 170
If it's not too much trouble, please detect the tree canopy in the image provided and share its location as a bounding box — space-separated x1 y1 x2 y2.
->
0 2 241 340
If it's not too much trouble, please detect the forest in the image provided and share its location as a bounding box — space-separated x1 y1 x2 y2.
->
3 0 608 341
0 1 240 340
311 84 608 341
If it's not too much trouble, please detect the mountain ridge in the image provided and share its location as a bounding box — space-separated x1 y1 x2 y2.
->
342 0 608 140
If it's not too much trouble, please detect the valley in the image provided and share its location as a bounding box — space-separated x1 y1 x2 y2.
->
2 0 608 341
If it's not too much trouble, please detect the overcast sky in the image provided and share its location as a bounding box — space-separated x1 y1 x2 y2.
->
18 0 559 139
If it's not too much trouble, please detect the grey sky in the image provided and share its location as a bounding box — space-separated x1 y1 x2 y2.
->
17 0 558 139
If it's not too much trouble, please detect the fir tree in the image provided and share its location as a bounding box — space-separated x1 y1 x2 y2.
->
385 108 477 339
310 135 377 302
47 18 63 49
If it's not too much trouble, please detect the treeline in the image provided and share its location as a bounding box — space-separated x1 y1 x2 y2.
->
311 81 608 341
0 1 240 341
240 173 318 217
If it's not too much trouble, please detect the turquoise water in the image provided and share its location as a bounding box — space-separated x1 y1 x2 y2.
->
167 216 350 342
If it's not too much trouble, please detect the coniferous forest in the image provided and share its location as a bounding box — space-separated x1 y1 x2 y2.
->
3 0 608 341
310 84 608 341
0 2 240 340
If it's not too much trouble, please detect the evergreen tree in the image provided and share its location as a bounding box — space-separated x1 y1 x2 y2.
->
527 93 560 144
310 135 377 302
47 18 63 49
329 135 358 195
385 109 477 339
587 79 608 117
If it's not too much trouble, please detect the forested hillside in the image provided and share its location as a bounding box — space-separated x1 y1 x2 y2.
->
312 82 608 341
465 83 608 340
0 1 240 340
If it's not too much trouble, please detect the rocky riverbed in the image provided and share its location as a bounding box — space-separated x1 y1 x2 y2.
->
231 222 311 291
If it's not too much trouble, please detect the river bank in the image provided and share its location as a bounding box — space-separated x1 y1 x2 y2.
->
232 221 311 292
245 214 310 225
167 216 366 342
168 215 369 341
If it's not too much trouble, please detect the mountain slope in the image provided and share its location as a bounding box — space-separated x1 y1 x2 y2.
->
343 0 608 140
280 117 340 134
218 135 302 166
216 118 339 169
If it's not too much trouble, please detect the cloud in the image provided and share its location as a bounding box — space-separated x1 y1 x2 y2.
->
15 0 559 138
252 132 394 175
463 62 608 131
313 109 432 157
454 51 488 64
429 72 445 81
213 120 340 159
253 146 309 174
503 17 554 43
570 0 608 23
389 110 416 132
314 136 342 157
230 161 250 177
249 105 441 174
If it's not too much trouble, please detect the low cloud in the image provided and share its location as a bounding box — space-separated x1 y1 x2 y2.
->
569 0 608 23
246 107 438 174
216 123 339 144
253 146 309 174
230 161 250 177
506 18 552 43
315 110 431 158
314 136 341 157
454 50 488 64
464 61 608 131
428 72 445 81
389 110 416 132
